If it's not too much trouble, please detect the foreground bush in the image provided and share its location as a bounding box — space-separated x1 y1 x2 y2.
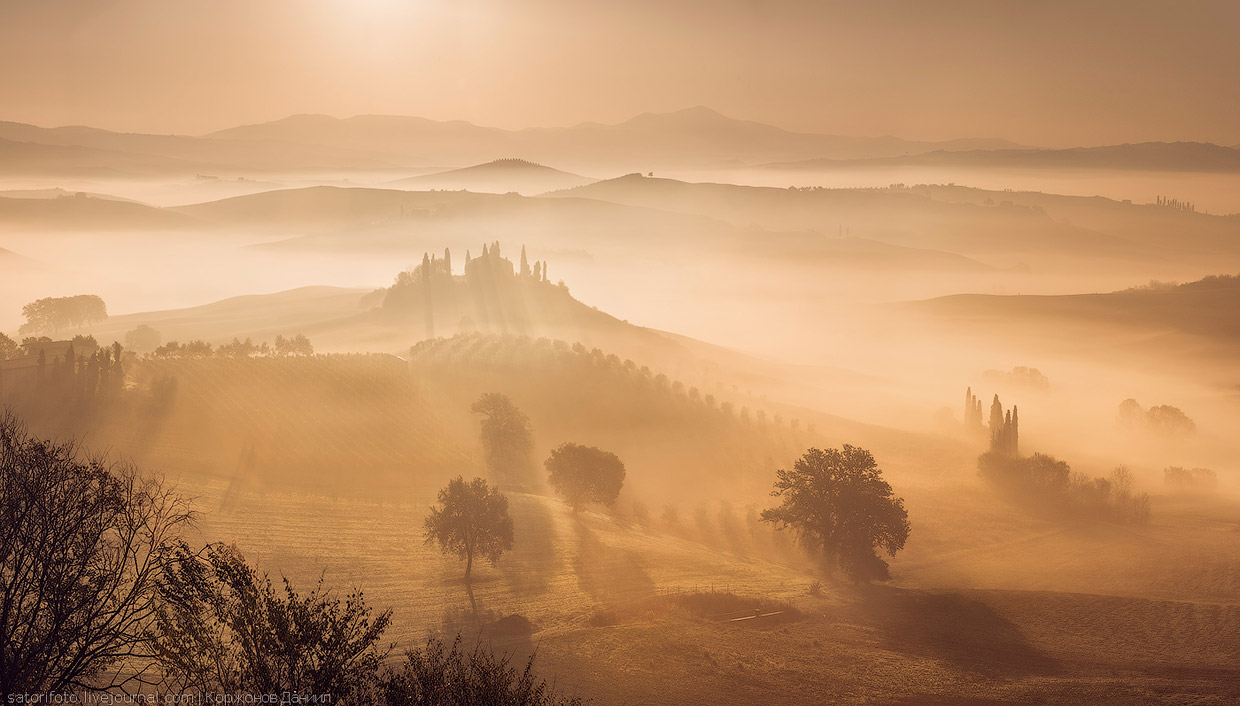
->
153 543 393 700
381 636 582 706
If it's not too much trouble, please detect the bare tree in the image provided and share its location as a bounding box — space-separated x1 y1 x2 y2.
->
0 411 192 695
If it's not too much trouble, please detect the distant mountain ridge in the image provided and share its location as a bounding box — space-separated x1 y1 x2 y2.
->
7 109 1239 177
208 106 1027 170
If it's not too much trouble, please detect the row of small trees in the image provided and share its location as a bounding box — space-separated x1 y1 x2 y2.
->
152 334 314 359
430 392 909 585
412 333 810 433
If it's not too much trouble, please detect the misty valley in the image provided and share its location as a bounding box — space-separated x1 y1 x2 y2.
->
4 4 1240 704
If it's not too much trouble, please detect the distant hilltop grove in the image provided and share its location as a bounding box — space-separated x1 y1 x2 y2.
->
382 242 571 338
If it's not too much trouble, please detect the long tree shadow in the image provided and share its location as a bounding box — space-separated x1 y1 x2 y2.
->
499 493 561 596
572 519 657 605
851 585 1062 679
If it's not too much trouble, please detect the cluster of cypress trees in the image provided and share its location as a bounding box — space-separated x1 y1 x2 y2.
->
32 339 126 401
964 386 1018 456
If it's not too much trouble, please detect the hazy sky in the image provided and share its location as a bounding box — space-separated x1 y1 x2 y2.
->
1 0 1238 146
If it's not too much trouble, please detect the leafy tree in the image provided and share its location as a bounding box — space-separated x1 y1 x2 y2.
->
0 412 193 695
1117 398 1144 426
292 334 314 356
1145 404 1195 436
424 476 514 583
152 543 392 699
761 446 910 581
1118 399 1195 437
18 294 108 335
0 331 17 360
544 443 626 512
218 337 262 358
469 393 534 485
274 334 314 357
1164 466 1218 490
124 324 162 353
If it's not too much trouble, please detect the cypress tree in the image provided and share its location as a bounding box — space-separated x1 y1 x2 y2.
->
1011 406 1020 455
1003 409 1012 453
989 394 1003 448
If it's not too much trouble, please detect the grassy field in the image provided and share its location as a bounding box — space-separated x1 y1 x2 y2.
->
179 473 1240 705
12 350 1236 703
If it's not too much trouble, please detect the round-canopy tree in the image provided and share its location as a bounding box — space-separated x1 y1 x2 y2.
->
761 445 910 582
544 443 626 512
424 476 514 583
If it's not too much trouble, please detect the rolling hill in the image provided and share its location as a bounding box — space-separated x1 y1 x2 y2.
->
170 185 542 230
546 174 1240 276
908 274 1240 389
0 187 141 202
547 176 1157 266
80 254 697 366
174 185 990 275
914 275 1240 345
0 193 198 229
86 286 378 346
392 158 595 194
0 136 192 177
765 141 1240 174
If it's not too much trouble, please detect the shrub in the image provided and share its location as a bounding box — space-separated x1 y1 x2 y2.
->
381 636 582 706
978 452 1150 524
1164 466 1218 491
